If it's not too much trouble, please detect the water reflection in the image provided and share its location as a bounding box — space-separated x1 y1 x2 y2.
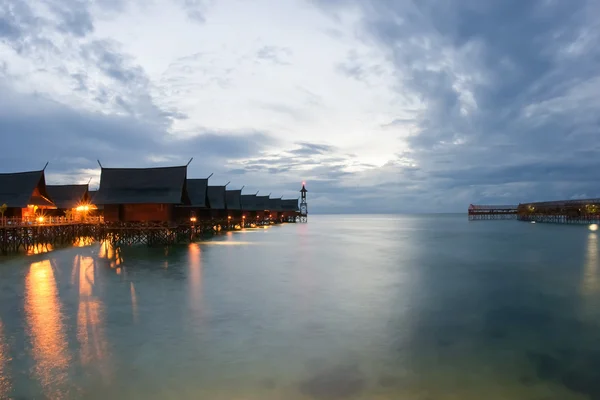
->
130 282 139 324
25 260 71 398
1 216 600 399
0 318 11 398
582 233 599 295
26 243 54 255
188 244 203 313
76 256 110 382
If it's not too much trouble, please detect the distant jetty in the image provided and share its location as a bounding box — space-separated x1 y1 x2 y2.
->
468 199 600 225
0 162 306 255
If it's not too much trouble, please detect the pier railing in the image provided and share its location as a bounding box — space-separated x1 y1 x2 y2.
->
0 216 104 227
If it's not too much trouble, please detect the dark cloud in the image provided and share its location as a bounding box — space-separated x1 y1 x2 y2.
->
52 0 95 37
81 40 147 84
310 0 600 210
289 142 335 156
0 86 275 187
180 0 211 23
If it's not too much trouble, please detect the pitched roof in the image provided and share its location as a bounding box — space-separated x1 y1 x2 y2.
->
46 184 89 209
225 190 241 210
94 166 189 205
241 194 259 211
88 190 104 210
269 198 282 212
281 199 299 211
186 179 208 207
0 170 54 208
255 195 270 211
207 186 226 209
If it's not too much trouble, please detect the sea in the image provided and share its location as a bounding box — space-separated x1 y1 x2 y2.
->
0 214 599 400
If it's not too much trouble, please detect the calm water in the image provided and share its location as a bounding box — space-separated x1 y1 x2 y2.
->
1 214 600 399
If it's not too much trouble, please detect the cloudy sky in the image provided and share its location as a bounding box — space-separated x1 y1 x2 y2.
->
1 0 599 213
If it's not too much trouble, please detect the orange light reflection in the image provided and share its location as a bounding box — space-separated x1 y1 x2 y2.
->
77 256 110 382
25 260 71 398
188 244 203 312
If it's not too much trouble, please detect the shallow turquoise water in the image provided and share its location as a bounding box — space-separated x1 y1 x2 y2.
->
1 214 600 399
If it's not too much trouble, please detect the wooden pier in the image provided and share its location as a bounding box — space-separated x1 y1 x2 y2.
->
468 204 518 221
468 198 600 225
1 163 305 255
0 216 295 255
0 217 104 255
516 199 600 225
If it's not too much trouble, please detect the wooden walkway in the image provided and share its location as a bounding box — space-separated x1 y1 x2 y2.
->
0 217 295 255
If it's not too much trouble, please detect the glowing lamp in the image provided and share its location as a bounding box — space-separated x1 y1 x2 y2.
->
228 216 232 219
242 216 246 219
190 217 197 223
37 216 44 223
589 224 598 232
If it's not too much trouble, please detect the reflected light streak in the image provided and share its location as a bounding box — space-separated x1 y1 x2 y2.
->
130 283 139 324
26 244 53 255
25 260 71 398
199 241 255 246
188 244 203 311
582 233 599 295
77 256 109 380
0 319 11 398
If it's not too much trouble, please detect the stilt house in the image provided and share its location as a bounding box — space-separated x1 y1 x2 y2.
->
93 165 190 223
46 184 92 219
225 189 242 221
177 178 209 222
0 170 55 219
207 185 227 220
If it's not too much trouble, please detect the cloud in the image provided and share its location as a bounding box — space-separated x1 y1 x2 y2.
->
307 0 600 210
180 0 213 23
3 0 600 212
256 45 292 65
0 85 275 187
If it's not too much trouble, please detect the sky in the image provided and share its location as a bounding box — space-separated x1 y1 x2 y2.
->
1 0 599 213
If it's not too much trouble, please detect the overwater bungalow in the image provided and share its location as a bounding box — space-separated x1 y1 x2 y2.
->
176 178 209 222
226 189 242 221
281 199 299 221
207 185 227 220
88 189 103 214
241 194 259 222
269 198 283 222
0 169 55 220
255 195 271 222
93 165 190 223
46 184 93 219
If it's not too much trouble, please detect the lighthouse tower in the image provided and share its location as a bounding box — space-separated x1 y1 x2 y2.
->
299 182 308 223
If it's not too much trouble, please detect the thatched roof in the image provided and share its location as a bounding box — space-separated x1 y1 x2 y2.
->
207 186 226 209
281 199 299 211
241 194 259 211
225 190 241 210
94 166 189 205
185 179 208 207
0 170 54 208
255 195 270 211
88 190 103 210
269 198 282 212
46 184 89 209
